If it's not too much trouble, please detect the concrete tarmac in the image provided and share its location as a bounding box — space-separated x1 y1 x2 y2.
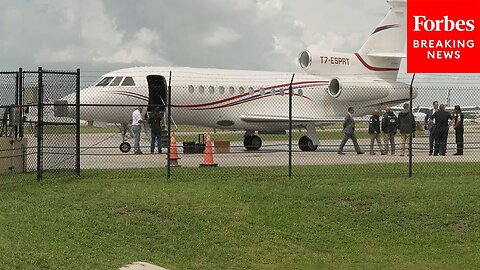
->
17 131 480 171
72 133 480 169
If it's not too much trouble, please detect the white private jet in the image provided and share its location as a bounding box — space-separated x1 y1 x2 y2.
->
60 0 414 152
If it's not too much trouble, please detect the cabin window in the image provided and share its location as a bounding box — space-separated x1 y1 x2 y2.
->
218 86 225 95
121 77 135 86
260 88 265 95
229 86 235 95
248 87 254 95
96 77 114 87
239 87 245 94
198 85 205 94
188 85 194 93
110 76 123 86
208 86 215 94
298 88 303 96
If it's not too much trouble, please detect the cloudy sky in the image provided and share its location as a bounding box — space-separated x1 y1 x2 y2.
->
1 0 385 73
2 0 479 106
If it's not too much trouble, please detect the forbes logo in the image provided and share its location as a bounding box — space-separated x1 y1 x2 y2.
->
413 16 475 32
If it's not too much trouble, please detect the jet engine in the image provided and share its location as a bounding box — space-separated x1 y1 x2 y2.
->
327 77 407 102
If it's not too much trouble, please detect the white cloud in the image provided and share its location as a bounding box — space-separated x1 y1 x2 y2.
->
293 20 306 30
256 0 283 18
202 27 242 47
94 28 167 64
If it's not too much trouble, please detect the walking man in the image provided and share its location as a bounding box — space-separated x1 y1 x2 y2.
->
338 107 364 155
397 103 416 156
382 106 398 155
368 109 384 155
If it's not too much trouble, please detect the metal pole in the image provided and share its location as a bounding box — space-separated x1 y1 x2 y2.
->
75 68 81 176
288 73 295 179
167 71 172 179
37 67 43 181
15 70 19 106
10 69 19 138
408 73 416 178
18 68 23 138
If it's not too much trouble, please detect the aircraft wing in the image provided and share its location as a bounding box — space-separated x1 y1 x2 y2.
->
240 114 370 124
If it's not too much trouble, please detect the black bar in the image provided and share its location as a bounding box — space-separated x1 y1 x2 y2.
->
15 69 19 138
18 68 23 138
37 67 44 181
167 71 172 179
76 68 81 177
288 73 295 179
15 70 19 107
29 122 76 126
72 103 166 107
408 73 416 178
34 70 78 75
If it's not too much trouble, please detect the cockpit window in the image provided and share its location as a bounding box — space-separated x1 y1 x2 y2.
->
110 76 124 86
96 77 114 86
121 77 135 86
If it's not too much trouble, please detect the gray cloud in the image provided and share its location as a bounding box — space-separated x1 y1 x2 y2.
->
0 0 389 72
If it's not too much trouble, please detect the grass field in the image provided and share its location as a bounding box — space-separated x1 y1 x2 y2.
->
1 163 480 269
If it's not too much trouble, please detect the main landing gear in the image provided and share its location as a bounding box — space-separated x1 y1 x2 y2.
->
243 127 319 152
243 134 262 151
298 135 318 151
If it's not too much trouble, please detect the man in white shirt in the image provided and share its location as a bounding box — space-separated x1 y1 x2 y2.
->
131 106 144 154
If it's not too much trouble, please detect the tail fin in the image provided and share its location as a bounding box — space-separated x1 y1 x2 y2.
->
356 0 406 78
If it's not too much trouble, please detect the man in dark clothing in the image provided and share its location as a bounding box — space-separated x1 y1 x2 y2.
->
430 104 453 156
424 101 439 155
148 106 165 154
338 107 364 155
368 109 384 155
382 106 398 155
397 103 416 156
452 105 464 155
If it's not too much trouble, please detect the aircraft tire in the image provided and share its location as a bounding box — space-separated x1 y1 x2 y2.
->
299 136 318 151
119 142 131 153
244 135 262 151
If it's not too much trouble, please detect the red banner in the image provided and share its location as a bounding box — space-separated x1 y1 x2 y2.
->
407 0 480 73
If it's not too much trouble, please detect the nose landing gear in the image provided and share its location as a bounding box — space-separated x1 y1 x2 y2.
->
118 123 132 153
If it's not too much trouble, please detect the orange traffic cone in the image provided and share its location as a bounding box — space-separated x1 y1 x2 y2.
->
167 132 181 167
200 132 218 167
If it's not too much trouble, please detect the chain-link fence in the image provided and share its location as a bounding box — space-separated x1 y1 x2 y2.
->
1 68 479 180
0 68 80 180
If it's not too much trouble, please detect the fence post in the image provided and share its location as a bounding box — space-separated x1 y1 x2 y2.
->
75 68 81 177
167 71 172 179
408 73 416 178
288 73 295 178
37 67 43 181
18 68 23 138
